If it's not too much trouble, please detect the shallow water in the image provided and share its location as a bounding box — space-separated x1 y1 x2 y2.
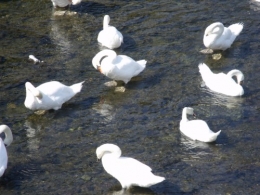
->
0 0 260 194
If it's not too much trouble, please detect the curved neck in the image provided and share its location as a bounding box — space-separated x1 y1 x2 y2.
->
97 50 117 66
206 23 224 39
0 125 13 146
97 144 122 159
227 69 244 84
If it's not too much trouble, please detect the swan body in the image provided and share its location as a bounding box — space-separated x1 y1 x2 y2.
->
92 49 146 84
97 15 123 49
96 143 165 189
24 81 84 111
198 63 244 96
0 125 13 177
180 107 221 142
203 22 243 51
51 0 81 8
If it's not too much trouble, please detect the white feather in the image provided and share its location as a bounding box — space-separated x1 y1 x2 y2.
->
24 81 84 111
198 63 244 96
203 22 243 50
92 49 146 84
96 144 165 189
180 107 221 142
97 15 123 49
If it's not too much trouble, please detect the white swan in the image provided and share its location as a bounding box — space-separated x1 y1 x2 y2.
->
51 0 82 8
180 107 221 142
97 15 123 49
0 125 13 177
92 49 146 91
203 22 243 51
96 143 165 190
24 81 84 111
198 63 244 96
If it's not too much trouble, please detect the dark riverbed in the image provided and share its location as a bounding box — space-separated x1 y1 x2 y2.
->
0 0 260 194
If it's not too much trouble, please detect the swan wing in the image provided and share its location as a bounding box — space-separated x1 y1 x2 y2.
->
36 81 78 110
98 26 123 49
103 55 146 83
204 73 242 96
104 157 152 179
180 120 219 142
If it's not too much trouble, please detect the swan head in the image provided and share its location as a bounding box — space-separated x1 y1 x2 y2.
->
0 125 13 147
96 143 122 160
204 22 224 37
92 49 117 70
227 69 244 85
183 107 194 115
25 82 42 99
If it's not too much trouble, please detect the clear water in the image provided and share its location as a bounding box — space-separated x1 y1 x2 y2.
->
0 0 260 194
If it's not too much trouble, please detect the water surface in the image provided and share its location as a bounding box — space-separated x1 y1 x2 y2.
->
0 0 260 194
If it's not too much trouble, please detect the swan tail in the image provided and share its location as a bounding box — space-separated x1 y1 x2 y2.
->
154 175 165 184
137 60 147 68
228 23 244 36
215 130 221 136
198 63 213 81
148 175 165 187
140 174 165 187
209 130 221 142
70 81 85 94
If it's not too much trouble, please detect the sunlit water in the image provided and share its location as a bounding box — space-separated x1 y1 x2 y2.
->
1 0 260 194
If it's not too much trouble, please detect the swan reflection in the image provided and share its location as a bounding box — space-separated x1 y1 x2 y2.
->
24 120 42 153
92 99 115 123
180 136 215 162
249 0 260 11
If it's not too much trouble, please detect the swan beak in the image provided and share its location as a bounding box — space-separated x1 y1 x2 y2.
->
97 66 102 73
239 80 244 85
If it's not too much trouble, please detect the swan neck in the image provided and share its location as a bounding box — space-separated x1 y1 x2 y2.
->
182 108 189 122
26 82 42 99
98 50 117 66
214 23 224 37
97 144 122 159
103 15 110 29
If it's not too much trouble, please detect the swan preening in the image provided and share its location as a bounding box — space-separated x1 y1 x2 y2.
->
203 22 243 51
51 0 82 8
198 63 244 96
0 125 13 177
96 143 165 189
92 49 146 91
24 81 84 111
97 15 123 49
180 107 221 142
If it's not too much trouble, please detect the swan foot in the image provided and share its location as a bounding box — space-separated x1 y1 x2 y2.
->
200 48 214 54
212 53 222 60
115 86 126 92
104 81 118 87
34 110 47 115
